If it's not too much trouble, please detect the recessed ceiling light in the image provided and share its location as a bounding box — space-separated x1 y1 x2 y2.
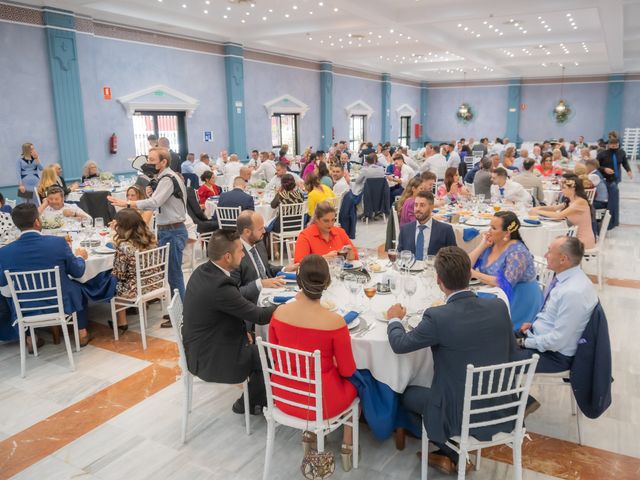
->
292 5 298 10
464 27 468 31
204 9 208 13
262 16 267 20
483 20 488 24
457 23 462 28
205 0 209 3
333 7 338 12
157 0 162 2
223 14 227 19
227 6 231 10
309 11 313 14
319 1 323 5
476 33 480 37
330 42 334 46
181 3 186 8
250 3 255 7
566 13 572 17
268 8 273 12
241 19 245 23
575 61 579 66
245 11 250 15
389 29 394 33
285 13 289 17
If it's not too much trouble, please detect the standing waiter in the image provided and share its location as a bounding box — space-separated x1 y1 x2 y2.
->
597 133 633 230
109 147 188 322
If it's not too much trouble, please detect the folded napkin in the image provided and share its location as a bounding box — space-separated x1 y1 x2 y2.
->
432 209 440 213
277 271 296 280
463 228 480 242
271 295 294 304
105 242 115 249
343 262 354 269
343 311 359 324
523 218 541 225
476 292 497 299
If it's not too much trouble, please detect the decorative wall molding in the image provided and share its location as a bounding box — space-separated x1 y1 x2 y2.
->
345 100 374 119
117 84 199 118
264 94 310 118
396 103 417 120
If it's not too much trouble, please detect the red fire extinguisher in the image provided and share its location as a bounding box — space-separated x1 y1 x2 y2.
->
109 133 118 154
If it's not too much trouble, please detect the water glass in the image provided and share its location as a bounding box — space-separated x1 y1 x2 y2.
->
403 276 417 310
388 273 402 303
345 273 360 310
94 217 104 230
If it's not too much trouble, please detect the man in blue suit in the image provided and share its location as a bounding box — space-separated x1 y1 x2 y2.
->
396 191 457 260
218 176 255 211
0 203 93 347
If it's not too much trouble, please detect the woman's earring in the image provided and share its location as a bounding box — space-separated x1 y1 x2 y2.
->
504 236 510 242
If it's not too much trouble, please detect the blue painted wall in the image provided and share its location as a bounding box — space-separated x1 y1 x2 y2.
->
426 85 508 142
390 82 421 146
332 74 382 144
520 82 608 141
244 60 320 153
0 22 60 186
76 33 227 173
622 80 640 132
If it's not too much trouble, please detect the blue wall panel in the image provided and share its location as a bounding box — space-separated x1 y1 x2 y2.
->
621 80 640 132
390 82 421 147
332 74 382 145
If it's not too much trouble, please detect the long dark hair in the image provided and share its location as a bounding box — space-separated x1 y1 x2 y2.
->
296 254 331 300
562 173 590 203
444 167 458 192
317 161 330 178
494 211 526 247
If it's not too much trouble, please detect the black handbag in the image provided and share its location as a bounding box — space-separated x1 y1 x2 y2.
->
17 189 33 200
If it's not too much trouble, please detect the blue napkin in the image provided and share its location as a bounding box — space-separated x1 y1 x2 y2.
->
523 218 541 225
463 228 480 242
476 292 497 299
343 262 354 269
272 295 294 304
343 311 359 324
277 271 296 280
105 242 115 249
432 209 439 213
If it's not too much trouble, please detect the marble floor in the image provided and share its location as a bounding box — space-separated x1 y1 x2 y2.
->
1 179 640 479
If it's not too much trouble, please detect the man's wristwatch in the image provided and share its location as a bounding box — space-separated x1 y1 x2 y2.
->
517 337 526 348
127 202 131 209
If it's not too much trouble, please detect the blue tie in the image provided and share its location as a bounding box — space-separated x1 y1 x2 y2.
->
612 152 620 181
499 187 505 198
416 225 427 261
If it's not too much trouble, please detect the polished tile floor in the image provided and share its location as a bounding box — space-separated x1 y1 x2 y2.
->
1 179 640 479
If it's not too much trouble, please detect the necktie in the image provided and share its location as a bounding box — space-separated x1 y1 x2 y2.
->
416 225 427 261
541 275 558 309
499 187 505 198
612 152 620 181
251 246 267 279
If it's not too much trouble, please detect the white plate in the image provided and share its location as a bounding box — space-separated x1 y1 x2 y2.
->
469 277 482 286
343 260 363 270
346 317 361 330
464 218 491 227
93 246 115 254
409 260 425 272
367 263 387 274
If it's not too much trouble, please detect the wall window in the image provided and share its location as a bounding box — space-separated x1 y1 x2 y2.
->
349 115 366 152
398 116 411 148
132 111 187 159
271 113 298 155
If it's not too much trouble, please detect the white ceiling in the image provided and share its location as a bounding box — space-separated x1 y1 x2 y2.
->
19 0 640 81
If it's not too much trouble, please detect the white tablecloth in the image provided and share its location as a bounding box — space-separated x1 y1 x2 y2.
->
260 270 509 393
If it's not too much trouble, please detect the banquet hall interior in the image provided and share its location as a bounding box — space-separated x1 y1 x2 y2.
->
1 0 640 478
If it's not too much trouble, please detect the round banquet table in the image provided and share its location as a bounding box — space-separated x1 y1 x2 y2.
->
259 267 509 393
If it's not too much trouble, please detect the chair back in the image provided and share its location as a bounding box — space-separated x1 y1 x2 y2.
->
167 289 188 374
459 356 539 446
533 256 554 289
79 191 117 223
256 337 325 427
278 202 306 233
596 211 611 248
391 204 400 244
4 267 65 325
217 206 242 230
362 177 390 216
134 244 170 300
285 239 296 261
584 188 596 204
183 173 199 189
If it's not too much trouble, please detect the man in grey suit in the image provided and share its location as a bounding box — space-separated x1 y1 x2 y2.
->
472 156 494 198
386 247 516 475
352 152 385 196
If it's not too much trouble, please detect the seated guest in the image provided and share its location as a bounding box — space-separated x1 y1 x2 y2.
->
197 170 221 208
302 152 320 179
193 153 214 179
267 162 302 192
182 229 277 414
584 159 608 210
186 185 216 234
514 236 597 374
529 174 595 249
0 203 92 347
231 211 295 303
352 153 385 197
223 154 243 188
0 193 12 214
52 163 78 196
490 167 531 204
397 177 422 225
253 151 277 182
552 148 571 170
38 186 91 224
419 145 448 180
513 158 545 205
535 153 563 177
436 167 470 204
318 161 334 188
36 165 59 202
305 173 335 218
81 160 99 183
471 157 494 198
468 212 543 330
387 154 416 206
387 246 516 474
397 191 456 260
269 173 305 233
110 208 158 330
269 254 358 471
126 186 153 225
331 163 350 198
294 202 358 263
502 147 520 173
217 176 254 211
181 153 196 174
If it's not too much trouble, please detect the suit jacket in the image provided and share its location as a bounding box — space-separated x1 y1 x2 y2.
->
597 148 630 183
182 261 276 384
169 150 182 173
217 188 255 211
186 187 215 233
231 242 282 303
388 291 517 443
397 219 457 257
0 231 86 315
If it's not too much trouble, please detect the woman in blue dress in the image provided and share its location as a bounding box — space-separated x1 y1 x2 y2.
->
468 211 542 330
17 143 43 204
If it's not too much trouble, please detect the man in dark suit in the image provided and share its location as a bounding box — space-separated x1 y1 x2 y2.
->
397 191 457 260
217 177 255 212
231 210 296 303
596 134 633 229
387 247 516 475
159 137 182 173
0 204 95 348
182 229 276 414
185 186 216 234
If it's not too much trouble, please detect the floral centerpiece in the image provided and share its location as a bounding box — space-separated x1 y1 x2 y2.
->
41 215 65 230
249 179 267 190
99 171 114 181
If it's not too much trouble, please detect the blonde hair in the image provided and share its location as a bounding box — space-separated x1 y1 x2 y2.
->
82 160 98 179
397 177 422 212
21 143 34 158
37 165 59 198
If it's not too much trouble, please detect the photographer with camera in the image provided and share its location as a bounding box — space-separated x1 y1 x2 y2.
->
109 147 188 309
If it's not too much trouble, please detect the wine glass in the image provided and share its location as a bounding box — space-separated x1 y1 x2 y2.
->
345 273 360 310
387 248 398 269
388 273 402 303
94 217 104 230
477 193 485 204
403 276 417 312
399 250 415 274
363 281 377 314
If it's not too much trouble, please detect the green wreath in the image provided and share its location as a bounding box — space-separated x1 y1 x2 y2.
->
553 100 571 123
456 103 474 123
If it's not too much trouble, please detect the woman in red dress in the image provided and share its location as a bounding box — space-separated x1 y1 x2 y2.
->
197 170 221 208
268 254 358 471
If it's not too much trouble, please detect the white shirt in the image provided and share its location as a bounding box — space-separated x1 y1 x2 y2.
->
333 177 350 198
253 160 277 182
420 154 447 179
587 172 601 187
397 164 415 188
212 261 231 277
267 172 302 191
490 180 531 204
446 151 461 169
377 154 389 168
402 154 420 171
224 161 242 187
193 161 212 179
216 157 228 171
41 204 90 224
413 217 433 260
